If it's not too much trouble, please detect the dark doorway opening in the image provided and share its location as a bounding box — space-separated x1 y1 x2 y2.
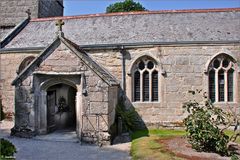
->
47 83 77 133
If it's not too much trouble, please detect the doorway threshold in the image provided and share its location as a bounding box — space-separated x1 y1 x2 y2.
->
34 130 79 143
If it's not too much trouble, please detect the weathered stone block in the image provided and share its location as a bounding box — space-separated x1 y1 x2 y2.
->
183 76 203 86
90 102 108 114
190 56 208 65
15 88 28 103
172 65 194 73
166 85 179 92
51 66 72 72
89 92 104 102
162 56 175 65
165 93 184 102
82 116 96 131
22 77 32 86
39 65 52 71
103 92 108 102
175 56 189 65
193 65 203 73
162 64 172 72
87 76 99 87
99 115 109 131
167 102 182 109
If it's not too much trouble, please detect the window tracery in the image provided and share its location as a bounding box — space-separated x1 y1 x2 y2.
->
208 55 236 102
133 57 159 102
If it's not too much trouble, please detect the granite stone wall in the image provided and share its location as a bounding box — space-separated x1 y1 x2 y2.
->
1 44 239 129
11 42 118 144
0 0 63 40
81 70 116 144
0 53 38 119
0 0 38 27
36 42 116 143
88 44 240 128
14 76 34 128
0 0 63 26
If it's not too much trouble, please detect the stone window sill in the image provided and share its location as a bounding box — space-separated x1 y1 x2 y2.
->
132 101 161 104
213 102 238 105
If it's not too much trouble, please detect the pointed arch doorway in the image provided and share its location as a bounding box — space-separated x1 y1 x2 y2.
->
46 83 77 133
35 75 82 138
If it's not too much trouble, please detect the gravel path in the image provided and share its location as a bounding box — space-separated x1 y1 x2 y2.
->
6 137 131 160
1 121 131 160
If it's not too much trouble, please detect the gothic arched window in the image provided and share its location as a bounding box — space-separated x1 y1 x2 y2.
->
133 57 159 102
208 55 236 102
18 56 35 74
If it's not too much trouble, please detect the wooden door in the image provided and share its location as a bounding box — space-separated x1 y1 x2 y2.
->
47 91 56 133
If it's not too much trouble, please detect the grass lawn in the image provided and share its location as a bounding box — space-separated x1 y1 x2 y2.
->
130 129 186 160
130 129 240 160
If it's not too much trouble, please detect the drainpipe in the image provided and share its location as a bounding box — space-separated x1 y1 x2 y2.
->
120 46 126 93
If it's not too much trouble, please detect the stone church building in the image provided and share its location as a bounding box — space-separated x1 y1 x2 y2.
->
0 0 239 144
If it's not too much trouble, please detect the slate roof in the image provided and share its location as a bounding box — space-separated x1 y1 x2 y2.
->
12 34 119 86
3 8 240 49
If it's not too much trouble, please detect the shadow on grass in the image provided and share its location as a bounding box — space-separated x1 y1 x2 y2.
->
131 130 149 140
131 129 186 141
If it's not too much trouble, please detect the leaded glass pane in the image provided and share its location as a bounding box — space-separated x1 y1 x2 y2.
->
152 71 158 101
138 61 145 70
213 59 220 69
228 69 234 102
134 71 140 101
143 71 149 101
147 61 154 69
218 69 225 102
223 59 229 68
209 70 215 102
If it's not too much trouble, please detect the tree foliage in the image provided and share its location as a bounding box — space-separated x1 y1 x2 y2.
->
106 0 146 13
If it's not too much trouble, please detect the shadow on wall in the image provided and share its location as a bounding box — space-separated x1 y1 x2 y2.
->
110 49 149 142
112 90 149 142
0 98 14 121
11 86 36 138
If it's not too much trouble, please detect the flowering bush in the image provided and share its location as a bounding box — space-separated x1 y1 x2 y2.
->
183 90 229 155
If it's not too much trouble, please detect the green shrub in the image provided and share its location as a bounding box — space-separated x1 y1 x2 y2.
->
231 154 239 160
116 101 138 132
0 99 16 158
0 138 17 158
183 90 229 156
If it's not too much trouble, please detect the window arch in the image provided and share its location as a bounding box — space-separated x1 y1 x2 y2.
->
17 56 35 74
208 54 236 102
133 57 159 102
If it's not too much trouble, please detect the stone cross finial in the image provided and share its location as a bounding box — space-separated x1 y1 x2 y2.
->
56 19 65 32
26 9 31 18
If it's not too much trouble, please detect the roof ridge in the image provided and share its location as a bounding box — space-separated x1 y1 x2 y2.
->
30 8 240 22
